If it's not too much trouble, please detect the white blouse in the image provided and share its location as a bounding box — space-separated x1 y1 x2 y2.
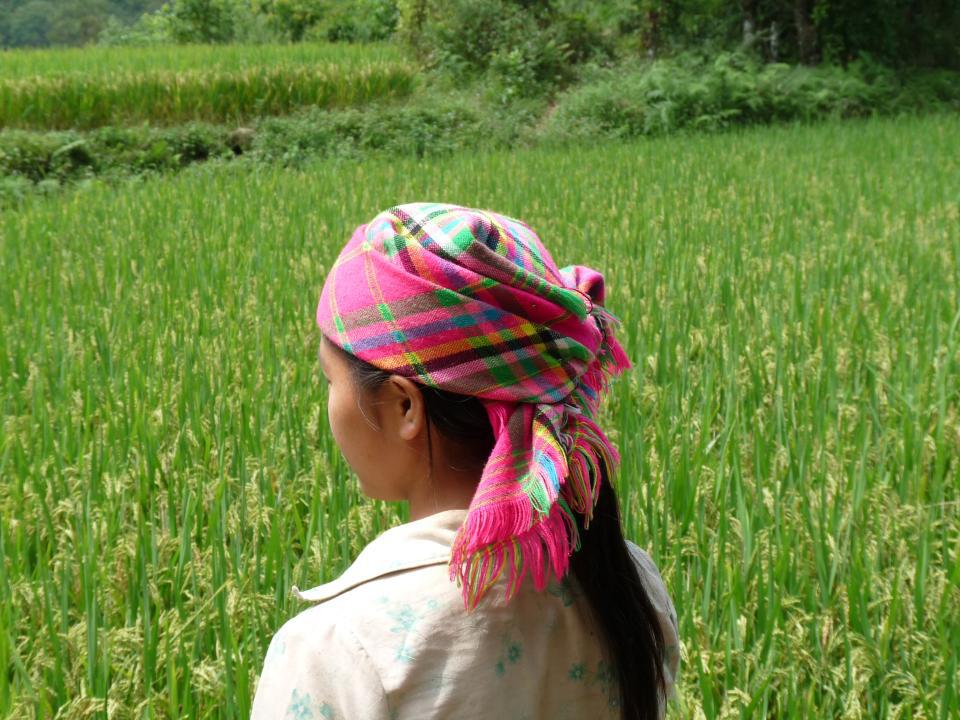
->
251 508 680 719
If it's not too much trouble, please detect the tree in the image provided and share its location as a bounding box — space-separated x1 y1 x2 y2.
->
48 0 110 45
396 0 434 51
740 0 757 47
6 0 54 46
812 0 960 69
254 0 324 41
793 0 817 64
169 0 236 43
109 0 167 23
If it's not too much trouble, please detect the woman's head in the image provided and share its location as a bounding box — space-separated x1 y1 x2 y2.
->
316 202 631 607
316 203 666 718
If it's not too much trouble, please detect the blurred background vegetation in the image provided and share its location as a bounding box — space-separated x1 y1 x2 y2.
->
1 1 957 204
1 0 957 70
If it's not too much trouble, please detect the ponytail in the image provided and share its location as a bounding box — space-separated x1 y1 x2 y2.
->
570 467 666 718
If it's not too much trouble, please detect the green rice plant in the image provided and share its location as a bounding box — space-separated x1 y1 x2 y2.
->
0 43 415 130
0 42 405 80
0 114 957 718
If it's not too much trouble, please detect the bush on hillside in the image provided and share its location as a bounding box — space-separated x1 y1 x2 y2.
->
542 53 960 140
309 0 398 42
0 125 235 185
403 0 613 98
253 100 505 163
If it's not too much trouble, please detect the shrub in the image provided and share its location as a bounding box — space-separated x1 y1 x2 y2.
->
252 101 487 164
405 0 612 98
310 0 399 42
0 124 235 185
541 52 960 141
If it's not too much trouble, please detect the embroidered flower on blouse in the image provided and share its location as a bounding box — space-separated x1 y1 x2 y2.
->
285 689 313 720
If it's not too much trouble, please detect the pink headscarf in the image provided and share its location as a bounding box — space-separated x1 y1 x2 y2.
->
317 203 631 609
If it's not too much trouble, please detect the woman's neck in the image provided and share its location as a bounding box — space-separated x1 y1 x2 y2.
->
406 458 481 521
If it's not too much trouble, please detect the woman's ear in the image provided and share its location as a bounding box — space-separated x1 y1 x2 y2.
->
379 375 426 442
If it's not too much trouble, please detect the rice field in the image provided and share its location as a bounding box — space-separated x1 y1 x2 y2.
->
0 43 414 130
0 43 405 79
0 114 958 719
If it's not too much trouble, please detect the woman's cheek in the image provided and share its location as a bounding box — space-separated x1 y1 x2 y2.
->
327 387 348 453
325 386 392 499
327 387 368 480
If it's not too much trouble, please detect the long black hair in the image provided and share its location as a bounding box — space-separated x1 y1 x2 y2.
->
334 342 666 719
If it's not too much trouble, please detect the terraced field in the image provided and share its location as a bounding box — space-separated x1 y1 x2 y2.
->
0 43 414 129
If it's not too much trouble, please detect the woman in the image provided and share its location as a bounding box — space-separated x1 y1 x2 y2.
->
251 202 680 719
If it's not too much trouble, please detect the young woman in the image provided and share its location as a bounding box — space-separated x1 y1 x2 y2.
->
251 203 680 720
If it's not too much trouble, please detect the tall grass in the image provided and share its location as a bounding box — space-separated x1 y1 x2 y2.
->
0 43 414 130
0 114 957 718
0 43 405 79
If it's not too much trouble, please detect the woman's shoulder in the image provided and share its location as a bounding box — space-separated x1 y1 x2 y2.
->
624 542 675 615
251 585 393 719
277 561 475 665
294 560 455 620
624 541 682 694
253 562 463 718
282 540 678 645
258 543 680 717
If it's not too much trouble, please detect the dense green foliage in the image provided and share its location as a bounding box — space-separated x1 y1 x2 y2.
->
399 0 613 99
1 115 957 718
0 0 163 47
2 0 956 75
542 52 960 139
398 0 960 79
0 0 395 47
0 125 235 189
2 51 957 203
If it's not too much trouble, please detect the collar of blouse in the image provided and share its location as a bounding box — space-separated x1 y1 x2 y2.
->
292 508 469 604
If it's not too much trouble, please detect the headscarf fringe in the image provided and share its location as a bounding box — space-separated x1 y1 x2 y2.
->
568 306 631 418
561 412 622 529
453 317 630 610
450 500 578 611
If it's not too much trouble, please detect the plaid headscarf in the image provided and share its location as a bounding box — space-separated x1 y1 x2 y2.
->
317 202 631 610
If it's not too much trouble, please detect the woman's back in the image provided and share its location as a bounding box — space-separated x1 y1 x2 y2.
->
251 509 679 720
